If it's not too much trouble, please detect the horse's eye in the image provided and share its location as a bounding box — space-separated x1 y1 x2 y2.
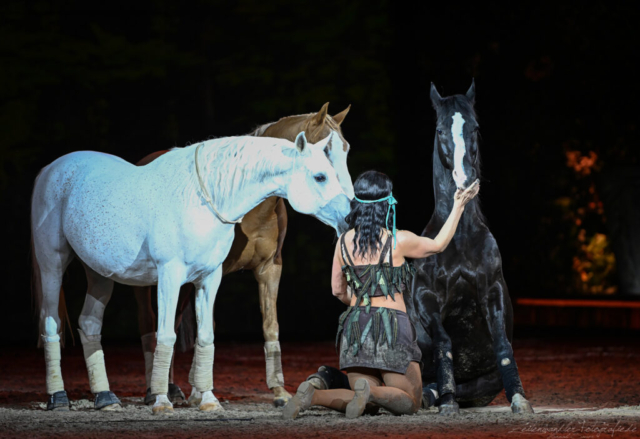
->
437 129 444 135
314 174 327 183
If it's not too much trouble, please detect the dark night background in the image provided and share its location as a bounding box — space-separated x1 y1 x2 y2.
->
1 1 639 345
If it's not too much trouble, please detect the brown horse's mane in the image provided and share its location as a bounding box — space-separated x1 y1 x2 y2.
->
248 112 346 150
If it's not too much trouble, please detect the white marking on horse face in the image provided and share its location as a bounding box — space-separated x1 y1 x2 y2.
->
451 112 467 189
501 357 511 366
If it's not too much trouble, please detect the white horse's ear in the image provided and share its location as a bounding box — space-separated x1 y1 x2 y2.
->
295 131 308 154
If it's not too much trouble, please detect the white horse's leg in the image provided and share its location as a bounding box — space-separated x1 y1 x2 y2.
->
33 225 74 411
78 264 121 411
194 267 223 412
39 268 70 411
150 264 184 415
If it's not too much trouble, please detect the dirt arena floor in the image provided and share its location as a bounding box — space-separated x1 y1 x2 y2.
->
1 336 639 438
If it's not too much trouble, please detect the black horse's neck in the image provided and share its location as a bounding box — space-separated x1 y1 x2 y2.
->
431 136 484 230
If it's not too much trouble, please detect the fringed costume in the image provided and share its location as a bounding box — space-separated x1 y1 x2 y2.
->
337 234 421 373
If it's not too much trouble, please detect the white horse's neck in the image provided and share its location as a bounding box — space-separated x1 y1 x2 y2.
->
168 136 294 223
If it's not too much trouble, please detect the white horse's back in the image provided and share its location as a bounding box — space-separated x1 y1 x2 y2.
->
32 150 182 285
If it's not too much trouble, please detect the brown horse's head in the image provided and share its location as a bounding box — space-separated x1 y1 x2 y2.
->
254 103 354 198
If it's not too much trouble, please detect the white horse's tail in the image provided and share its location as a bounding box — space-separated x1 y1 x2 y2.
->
31 172 73 348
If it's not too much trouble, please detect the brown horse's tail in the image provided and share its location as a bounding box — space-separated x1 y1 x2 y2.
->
31 174 73 348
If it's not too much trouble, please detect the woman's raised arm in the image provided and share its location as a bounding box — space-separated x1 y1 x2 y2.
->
400 180 480 259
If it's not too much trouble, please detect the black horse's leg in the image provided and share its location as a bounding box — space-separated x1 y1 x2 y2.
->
429 313 459 415
482 279 534 414
455 370 503 407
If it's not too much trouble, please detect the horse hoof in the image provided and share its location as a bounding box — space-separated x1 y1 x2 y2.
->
511 394 534 414
169 383 186 405
46 391 70 411
95 391 122 411
152 395 174 415
144 388 155 405
188 389 202 407
199 392 223 412
422 387 438 408
99 403 122 411
438 402 460 416
199 401 224 411
273 397 289 408
152 404 174 415
273 387 292 408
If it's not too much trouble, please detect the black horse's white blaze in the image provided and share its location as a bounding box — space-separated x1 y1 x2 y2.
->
451 112 467 189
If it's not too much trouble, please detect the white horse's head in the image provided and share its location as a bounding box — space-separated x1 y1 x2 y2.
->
324 131 355 200
285 131 350 235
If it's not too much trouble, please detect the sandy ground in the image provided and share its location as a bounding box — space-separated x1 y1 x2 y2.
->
1 337 639 438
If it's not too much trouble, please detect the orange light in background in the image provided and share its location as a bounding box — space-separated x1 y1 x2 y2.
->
560 150 617 295
565 150 599 176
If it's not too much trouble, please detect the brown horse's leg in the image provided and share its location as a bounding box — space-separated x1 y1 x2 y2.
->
134 286 157 392
254 261 292 407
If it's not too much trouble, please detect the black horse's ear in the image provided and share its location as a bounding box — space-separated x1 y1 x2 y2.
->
430 83 442 109
466 79 476 104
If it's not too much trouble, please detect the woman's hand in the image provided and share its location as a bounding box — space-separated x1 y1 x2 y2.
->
454 179 480 208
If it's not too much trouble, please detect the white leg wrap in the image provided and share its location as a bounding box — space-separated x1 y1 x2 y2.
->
141 332 157 389
264 341 285 389
43 340 65 395
78 329 110 393
188 347 197 387
194 343 214 393
150 343 173 396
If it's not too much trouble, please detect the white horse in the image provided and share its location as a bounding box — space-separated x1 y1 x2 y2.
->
31 131 350 414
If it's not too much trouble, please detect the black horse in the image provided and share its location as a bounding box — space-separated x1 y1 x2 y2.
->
306 81 533 415
406 80 533 414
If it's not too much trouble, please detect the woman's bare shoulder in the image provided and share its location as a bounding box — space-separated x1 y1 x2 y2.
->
396 229 419 241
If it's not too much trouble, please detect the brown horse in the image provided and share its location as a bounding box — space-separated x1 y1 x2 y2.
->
133 103 352 407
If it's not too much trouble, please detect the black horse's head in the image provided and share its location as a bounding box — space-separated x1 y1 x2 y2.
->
430 80 480 191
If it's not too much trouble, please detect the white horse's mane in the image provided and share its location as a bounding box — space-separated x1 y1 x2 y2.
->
168 136 295 212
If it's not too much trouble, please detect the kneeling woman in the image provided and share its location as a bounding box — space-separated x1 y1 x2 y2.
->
283 170 479 419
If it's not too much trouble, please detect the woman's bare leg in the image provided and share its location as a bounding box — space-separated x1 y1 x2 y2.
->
311 368 383 412
310 389 353 411
283 369 382 419
367 362 422 415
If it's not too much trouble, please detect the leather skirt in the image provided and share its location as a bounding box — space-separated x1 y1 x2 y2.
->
338 306 422 374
